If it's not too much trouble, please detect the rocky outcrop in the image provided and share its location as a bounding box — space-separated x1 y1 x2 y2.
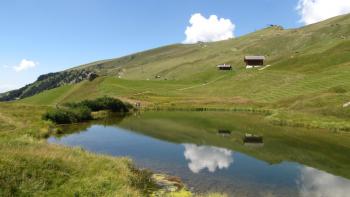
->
0 70 99 101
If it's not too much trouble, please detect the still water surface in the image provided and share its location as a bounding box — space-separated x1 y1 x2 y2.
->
48 111 350 197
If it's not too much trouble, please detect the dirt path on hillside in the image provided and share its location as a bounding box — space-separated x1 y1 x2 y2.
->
132 91 151 96
177 74 229 91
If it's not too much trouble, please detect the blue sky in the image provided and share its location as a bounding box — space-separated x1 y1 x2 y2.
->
1 0 349 92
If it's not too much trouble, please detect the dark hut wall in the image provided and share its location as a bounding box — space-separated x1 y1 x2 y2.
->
219 67 232 70
245 60 264 66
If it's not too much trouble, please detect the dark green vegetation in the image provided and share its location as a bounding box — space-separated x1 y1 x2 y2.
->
43 106 92 124
43 97 132 124
64 96 132 113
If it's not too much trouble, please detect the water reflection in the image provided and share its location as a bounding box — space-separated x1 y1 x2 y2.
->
299 167 350 197
48 111 350 196
183 144 233 173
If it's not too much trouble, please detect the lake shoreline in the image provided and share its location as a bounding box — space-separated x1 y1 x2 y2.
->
0 102 226 196
47 111 350 196
1 102 350 196
141 106 350 132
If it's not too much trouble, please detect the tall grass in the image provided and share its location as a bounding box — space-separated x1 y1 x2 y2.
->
0 103 155 196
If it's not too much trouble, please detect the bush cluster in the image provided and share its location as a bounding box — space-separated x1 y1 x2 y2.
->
66 96 131 112
43 106 92 124
43 96 132 124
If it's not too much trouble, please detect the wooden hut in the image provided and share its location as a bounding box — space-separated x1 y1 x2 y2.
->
217 64 232 70
244 56 265 68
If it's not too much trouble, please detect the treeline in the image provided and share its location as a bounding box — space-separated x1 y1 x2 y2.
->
43 96 133 124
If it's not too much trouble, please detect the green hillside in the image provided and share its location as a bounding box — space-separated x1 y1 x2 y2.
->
73 14 350 79
11 13 350 130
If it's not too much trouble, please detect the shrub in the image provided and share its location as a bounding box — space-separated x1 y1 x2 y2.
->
70 106 93 122
43 109 74 124
44 96 131 124
43 106 92 124
95 96 129 112
66 96 132 113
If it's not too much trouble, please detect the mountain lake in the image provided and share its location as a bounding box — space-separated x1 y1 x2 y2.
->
48 111 350 197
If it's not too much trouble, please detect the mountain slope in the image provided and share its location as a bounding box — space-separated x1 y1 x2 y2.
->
2 14 350 129
72 13 350 80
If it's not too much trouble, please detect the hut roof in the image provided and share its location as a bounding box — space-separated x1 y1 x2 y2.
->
244 56 265 60
217 64 232 68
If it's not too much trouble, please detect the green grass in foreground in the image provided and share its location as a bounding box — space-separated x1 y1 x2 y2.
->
0 103 155 196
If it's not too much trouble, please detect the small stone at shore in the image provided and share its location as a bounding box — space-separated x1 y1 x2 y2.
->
343 102 350 108
151 174 192 197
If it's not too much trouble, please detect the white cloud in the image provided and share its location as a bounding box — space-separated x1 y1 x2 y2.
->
183 144 233 173
13 59 38 72
183 13 235 44
297 0 350 25
298 166 350 197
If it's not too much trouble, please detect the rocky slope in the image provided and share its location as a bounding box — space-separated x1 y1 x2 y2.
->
0 70 98 101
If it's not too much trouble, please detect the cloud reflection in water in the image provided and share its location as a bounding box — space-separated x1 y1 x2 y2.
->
183 144 233 173
299 166 350 197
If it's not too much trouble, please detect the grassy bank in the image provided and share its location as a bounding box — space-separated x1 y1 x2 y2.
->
0 103 155 196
